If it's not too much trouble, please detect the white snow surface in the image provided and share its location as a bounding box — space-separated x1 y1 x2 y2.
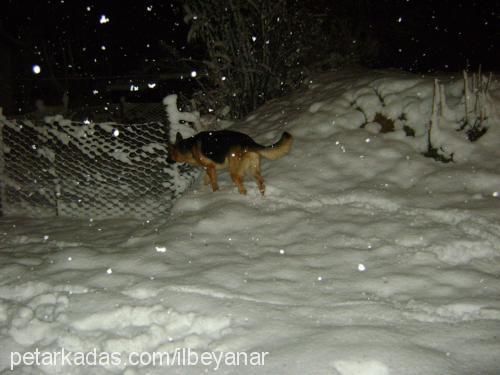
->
1 69 500 374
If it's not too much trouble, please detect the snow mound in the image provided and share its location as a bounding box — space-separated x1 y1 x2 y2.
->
1 69 500 374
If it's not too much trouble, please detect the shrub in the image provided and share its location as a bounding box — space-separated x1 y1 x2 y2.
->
181 0 379 119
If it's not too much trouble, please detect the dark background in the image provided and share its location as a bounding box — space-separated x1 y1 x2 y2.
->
0 0 498 114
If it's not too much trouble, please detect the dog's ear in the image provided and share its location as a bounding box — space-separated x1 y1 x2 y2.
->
175 132 183 144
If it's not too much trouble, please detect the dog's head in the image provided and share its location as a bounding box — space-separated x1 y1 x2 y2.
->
167 132 197 164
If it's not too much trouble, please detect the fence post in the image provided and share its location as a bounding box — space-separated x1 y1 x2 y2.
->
0 108 6 217
54 178 61 217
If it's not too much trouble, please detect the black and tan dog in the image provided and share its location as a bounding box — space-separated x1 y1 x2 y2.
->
167 130 293 195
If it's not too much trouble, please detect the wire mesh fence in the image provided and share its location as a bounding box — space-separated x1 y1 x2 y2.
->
0 104 199 219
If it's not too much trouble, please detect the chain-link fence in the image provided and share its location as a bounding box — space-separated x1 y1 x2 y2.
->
0 103 199 219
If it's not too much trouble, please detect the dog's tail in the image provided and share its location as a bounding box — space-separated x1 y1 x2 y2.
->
257 132 293 160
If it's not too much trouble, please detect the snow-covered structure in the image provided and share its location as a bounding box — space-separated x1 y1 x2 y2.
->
0 100 200 219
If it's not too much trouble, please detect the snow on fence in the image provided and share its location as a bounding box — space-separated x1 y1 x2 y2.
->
0 97 200 219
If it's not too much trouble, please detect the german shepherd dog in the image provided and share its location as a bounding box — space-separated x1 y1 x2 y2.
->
167 130 293 195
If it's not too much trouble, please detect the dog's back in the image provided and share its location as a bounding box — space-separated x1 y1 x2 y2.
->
196 130 262 164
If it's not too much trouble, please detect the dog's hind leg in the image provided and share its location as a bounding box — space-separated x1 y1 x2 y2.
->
229 154 247 195
249 154 265 195
203 172 210 185
231 174 246 195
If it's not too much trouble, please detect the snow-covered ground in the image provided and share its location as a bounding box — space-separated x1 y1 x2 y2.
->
1 69 500 374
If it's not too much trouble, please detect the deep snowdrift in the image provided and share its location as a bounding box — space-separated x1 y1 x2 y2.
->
1 69 500 374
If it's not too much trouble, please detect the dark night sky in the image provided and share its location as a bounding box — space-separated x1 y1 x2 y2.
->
370 0 499 71
1 0 189 76
2 0 498 72
0 0 498 110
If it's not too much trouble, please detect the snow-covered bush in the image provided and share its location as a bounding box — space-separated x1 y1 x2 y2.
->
332 68 497 164
424 70 495 163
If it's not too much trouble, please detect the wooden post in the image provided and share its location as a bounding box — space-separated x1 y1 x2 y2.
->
0 109 6 217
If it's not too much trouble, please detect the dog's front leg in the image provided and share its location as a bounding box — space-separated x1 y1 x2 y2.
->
192 142 219 192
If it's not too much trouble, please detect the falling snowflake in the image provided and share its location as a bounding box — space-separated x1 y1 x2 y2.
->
99 15 110 24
